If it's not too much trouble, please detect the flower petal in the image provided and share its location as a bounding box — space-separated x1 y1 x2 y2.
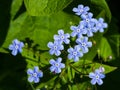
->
27 69 33 75
34 77 40 83
97 79 103 85
34 66 39 72
91 78 97 85
58 30 64 35
50 66 56 72
89 72 95 78
12 49 18 56
57 57 62 63
49 59 55 65
47 42 53 48
37 71 43 78
28 76 34 82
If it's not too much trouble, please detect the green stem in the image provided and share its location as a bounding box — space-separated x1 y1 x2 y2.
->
70 64 86 75
117 37 119 57
30 83 36 90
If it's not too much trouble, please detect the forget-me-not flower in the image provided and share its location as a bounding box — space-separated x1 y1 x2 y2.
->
54 29 70 44
70 22 87 38
72 4 90 16
76 36 92 53
67 45 83 62
27 66 43 83
47 41 64 56
95 18 108 32
83 23 97 37
89 69 105 85
81 12 96 26
9 39 24 56
49 57 65 74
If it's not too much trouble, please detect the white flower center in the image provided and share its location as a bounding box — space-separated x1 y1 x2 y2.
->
98 23 102 27
86 19 89 22
33 73 37 77
73 52 77 55
54 46 57 49
61 35 64 39
15 45 19 49
96 75 99 79
82 43 86 46
88 28 91 31
77 29 80 32
80 9 83 13
55 63 59 67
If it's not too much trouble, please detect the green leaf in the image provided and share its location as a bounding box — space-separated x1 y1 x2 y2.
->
72 60 117 74
90 0 111 22
71 81 93 90
99 37 114 61
81 33 103 60
0 11 79 53
67 66 72 82
36 76 57 89
40 52 55 66
24 0 73 16
10 0 23 19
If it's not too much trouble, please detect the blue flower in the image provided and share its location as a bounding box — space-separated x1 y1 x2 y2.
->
83 23 97 37
67 45 83 62
76 36 92 53
70 22 87 38
73 4 90 16
49 57 65 73
9 39 24 56
47 41 64 56
54 29 70 44
81 12 96 26
27 66 43 83
89 69 105 85
95 18 108 32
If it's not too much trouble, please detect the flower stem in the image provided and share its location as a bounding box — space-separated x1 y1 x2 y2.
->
30 83 36 90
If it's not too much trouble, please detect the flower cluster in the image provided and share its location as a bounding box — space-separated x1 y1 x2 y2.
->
47 29 69 73
89 67 105 85
8 4 108 85
47 4 107 85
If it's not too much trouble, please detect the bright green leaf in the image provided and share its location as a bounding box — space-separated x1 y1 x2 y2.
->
0 11 79 52
72 60 117 74
24 0 73 16
11 0 23 19
99 37 114 61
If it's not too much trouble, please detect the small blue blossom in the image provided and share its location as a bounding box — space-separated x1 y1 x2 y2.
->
47 41 64 56
76 36 92 53
89 69 105 85
95 18 108 32
9 39 24 56
49 57 65 74
83 23 97 37
81 12 96 26
70 22 87 38
54 29 70 44
67 45 83 62
27 66 43 83
73 4 90 16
